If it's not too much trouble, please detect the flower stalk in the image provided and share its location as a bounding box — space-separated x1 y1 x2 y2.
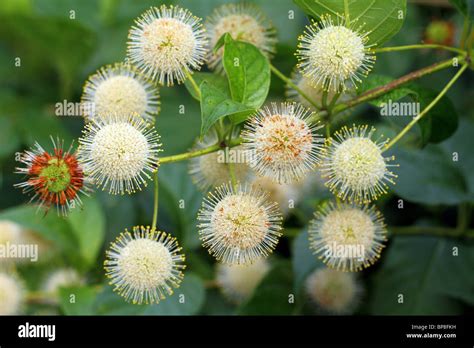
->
383 63 469 151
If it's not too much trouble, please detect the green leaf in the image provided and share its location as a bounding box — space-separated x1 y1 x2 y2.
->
59 285 97 315
67 196 106 269
449 0 474 21
440 118 474 201
292 231 325 294
184 72 230 101
293 0 407 46
0 0 31 15
94 285 143 315
0 205 79 262
0 115 21 159
367 235 473 314
222 35 270 116
0 15 96 97
95 275 205 315
411 86 458 145
201 289 236 315
213 32 229 53
358 76 458 145
186 252 214 281
200 80 252 136
392 145 468 205
143 273 205 315
238 260 295 315
156 162 203 250
359 74 416 107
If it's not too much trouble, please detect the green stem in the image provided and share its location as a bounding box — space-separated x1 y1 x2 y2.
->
186 71 201 99
321 90 328 110
282 227 302 238
151 171 159 230
374 44 466 55
384 63 468 151
159 137 243 164
308 55 465 125
325 123 331 138
467 29 474 52
228 160 238 191
457 203 471 234
460 19 471 49
270 64 322 110
327 91 342 111
390 226 474 239
344 0 350 25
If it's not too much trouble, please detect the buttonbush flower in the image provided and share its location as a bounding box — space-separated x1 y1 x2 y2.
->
104 226 185 305
242 102 324 184
197 184 283 265
0 220 53 264
296 15 375 92
217 258 270 304
205 3 276 72
0 272 24 315
0 220 22 246
308 202 387 272
127 5 207 86
15 138 90 215
78 115 162 195
305 268 361 313
43 268 83 299
250 176 300 217
81 62 160 123
189 131 249 191
320 125 398 203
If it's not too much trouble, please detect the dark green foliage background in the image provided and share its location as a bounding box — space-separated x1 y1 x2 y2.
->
0 0 473 315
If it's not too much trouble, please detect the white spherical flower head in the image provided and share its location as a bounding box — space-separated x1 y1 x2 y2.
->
198 184 283 265
286 69 352 111
320 125 398 203
0 221 53 264
0 220 23 245
189 131 249 191
205 3 276 72
81 63 160 123
297 15 375 92
305 268 360 313
308 202 387 272
127 5 207 86
78 115 162 195
217 258 270 304
104 226 185 305
250 176 300 217
242 102 324 184
43 268 83 296
0 273 24 315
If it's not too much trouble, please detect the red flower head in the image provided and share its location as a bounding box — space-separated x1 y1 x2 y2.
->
15 138 90 215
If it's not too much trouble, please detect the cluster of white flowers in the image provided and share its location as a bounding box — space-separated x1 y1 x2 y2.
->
10 1 405 312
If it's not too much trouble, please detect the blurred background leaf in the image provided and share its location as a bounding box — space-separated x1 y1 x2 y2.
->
367 235 474 314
